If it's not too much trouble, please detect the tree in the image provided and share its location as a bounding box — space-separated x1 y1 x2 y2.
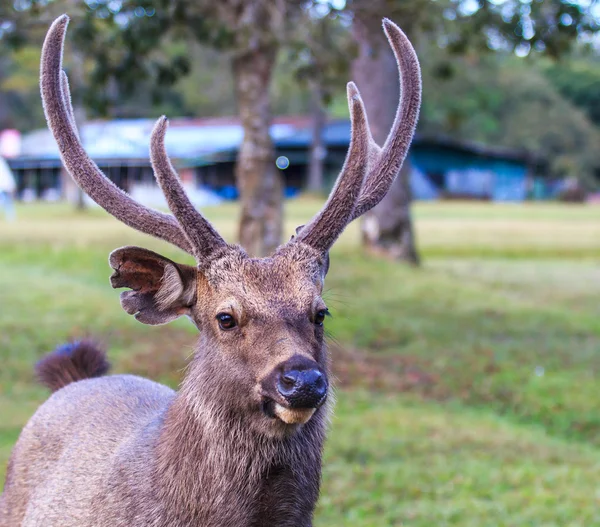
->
545 57 600 128
0 4 61 131
287 12 352 194
82 0 298 256
1 0 94 207
420 46 600 188
349 4 425 264
333 0 600 264
226 2 286 256
3 0 298 255
0 46 46 131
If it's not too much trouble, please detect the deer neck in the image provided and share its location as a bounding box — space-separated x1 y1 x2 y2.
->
152 357 327 525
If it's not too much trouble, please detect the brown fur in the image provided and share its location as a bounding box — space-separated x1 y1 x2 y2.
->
0 13 422 527
35 340 110 392
109 246 198 325
1 248 330 526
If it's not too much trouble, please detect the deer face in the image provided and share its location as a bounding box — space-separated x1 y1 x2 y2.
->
41 15 421 435
109 243 331 432
199 248 330 429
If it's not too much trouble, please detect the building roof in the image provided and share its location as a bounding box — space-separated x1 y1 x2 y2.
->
275 120 352 149
413 136 536 164
16 116 311 164
10 115 537 167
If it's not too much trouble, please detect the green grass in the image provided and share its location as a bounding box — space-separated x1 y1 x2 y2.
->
1 199 600 525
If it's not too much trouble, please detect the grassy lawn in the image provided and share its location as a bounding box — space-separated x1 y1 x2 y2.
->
1 199 599 525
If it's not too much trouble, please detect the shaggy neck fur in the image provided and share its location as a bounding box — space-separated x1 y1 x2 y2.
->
152 351 328 526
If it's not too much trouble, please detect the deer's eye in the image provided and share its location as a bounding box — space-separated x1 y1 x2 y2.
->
315 309 329 327
216 313 236 330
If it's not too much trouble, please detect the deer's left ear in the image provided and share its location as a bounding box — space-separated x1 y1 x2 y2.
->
109 246 197 325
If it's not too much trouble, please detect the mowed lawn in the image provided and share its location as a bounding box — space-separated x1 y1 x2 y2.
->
1 199 600 526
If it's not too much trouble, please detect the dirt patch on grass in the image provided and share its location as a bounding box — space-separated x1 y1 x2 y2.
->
117 330 439 396
117 328 197 386
329 342 441 395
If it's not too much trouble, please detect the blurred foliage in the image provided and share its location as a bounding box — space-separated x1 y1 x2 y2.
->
0 0 599 185
284 10 354 106
339 0 600 55
419 46 600 186
0 45 44 130
0 0 301 117
544 55 600 127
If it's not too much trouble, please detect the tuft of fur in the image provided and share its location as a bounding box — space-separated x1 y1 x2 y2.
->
35 340 110 392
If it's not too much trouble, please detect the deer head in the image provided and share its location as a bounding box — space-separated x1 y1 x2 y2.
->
40 15 421 436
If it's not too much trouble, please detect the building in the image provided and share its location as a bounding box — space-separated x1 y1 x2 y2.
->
5 116 549 203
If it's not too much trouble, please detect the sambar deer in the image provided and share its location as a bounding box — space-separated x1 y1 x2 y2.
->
0 14 421 527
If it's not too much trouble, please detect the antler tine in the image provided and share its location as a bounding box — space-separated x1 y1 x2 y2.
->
294 82 370 254
150 117 228 261
41 15 193 255
348 19 422 222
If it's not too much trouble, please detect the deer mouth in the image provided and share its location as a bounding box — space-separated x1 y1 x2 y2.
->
261 398 320 425
273 403 316 425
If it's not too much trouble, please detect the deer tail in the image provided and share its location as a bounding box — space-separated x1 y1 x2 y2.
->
35 340 110 392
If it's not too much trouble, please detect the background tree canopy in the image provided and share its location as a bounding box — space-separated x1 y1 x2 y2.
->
419 44 600 186
1 0 598 186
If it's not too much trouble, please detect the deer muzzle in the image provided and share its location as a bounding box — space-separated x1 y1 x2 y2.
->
261 355 328 425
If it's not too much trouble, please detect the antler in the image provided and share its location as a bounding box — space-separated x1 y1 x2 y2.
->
294 82 370 253
294 19 422 254
41 15 193 255
150 117 228 261
42 15 419 262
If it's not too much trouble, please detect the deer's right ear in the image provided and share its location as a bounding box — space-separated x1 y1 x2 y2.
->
109 246 197 326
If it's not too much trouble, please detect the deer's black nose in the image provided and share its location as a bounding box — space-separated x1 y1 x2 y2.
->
277 365 328 409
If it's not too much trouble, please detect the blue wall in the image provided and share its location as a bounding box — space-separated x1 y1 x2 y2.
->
410 146 528 202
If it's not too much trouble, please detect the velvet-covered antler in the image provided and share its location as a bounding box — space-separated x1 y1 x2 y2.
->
42 15 420 263
41 15 195 255
149 117 229 262
294 19 422 254
292 82 371 254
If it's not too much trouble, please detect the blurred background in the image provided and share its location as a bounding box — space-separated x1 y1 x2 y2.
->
1 0 600 525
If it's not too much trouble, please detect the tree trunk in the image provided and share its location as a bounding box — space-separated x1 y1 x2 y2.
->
307 82 326 194
352 14 420 265
233 47 282 257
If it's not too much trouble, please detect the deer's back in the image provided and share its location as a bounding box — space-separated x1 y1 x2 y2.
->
0 374 174 527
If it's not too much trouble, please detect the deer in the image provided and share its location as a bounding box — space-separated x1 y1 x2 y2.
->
0 14 421 527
